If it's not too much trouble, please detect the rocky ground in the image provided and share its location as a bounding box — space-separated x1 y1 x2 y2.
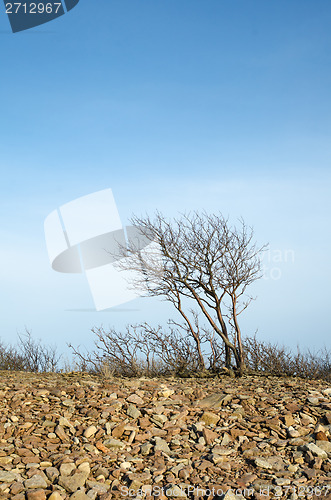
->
0 371 330 500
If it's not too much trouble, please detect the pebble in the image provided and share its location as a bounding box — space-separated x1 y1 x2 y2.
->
58 472 87 493
26 490 47 500
127 404 141 419
84 425 97 438
302 443 328 458
0 371 329 499
48 493 65 500
24 476 48 489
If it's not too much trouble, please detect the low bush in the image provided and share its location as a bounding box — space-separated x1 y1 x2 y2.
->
243 333 331 382
1 327 330 381
0 329 61 372
69 325 331 382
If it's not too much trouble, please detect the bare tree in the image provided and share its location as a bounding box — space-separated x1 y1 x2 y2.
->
116 211 267 375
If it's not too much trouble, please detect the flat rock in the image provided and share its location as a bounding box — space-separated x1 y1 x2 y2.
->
84 425 97 438
313 440 331 456
24 476 48 489
197 393 228 408
154 436 171 454
200 411 220 426
69 492 90 500
103 438 125 449
127 394 144 405
48 493 65 500
255 457 273 470
58 472 87 492
302 443 328 458
26 490 47 500
0 471 22 482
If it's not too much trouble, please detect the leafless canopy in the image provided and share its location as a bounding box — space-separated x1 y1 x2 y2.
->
115 211 267 374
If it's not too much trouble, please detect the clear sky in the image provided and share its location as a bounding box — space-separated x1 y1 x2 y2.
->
0 0 330 357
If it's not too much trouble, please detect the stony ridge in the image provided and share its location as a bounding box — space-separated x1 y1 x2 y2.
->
0 371 330 500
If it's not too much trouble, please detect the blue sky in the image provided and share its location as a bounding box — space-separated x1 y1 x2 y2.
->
0 0 330 357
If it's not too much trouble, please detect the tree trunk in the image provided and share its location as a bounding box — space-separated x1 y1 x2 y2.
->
225 345 232 369
231 294 246 376
176 299 206 370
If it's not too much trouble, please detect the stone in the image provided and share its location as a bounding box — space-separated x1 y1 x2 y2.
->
59 416 73 428
165 484 187 498
60 462 76 476
221 432 232 446
103 438 125 449
254 457 273 470
58 473 88 493
212 445 233 455
1 368 331 500
314 423 326 433
287 426 301 438
300 412 315 425
86 480 108 493
307 396 319 405
0 471 22 482
48 493 65 500
11 482 25 495
26 490 47 500
197 393 230 408
266 456 285 471
77 462 91 476
127 394 144 405
24 476 48 489
95 440 109 453
315 431 328 441
200 411 220 426
84 425 97 438
69 493 90 500
55 424 70 442
151 414 168 425
202 427 219 445
222 491 245 500
302 443 328 458
111 421 126 438
45 467 60 481
283 414 296 426
154 437 171 454
313 440 331 456
274 477 291 486
127 404 141 419
140 443 153 455
237 473 257 487
158 388 175 398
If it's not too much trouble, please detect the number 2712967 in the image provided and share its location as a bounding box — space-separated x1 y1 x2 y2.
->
5 3 62 14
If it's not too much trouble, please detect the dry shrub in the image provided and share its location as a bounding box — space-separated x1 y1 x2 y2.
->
0 342 26 371
69 326 331 381
1 327 329 382
244 333 331 381
68 323 216 378
0 329 61 372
